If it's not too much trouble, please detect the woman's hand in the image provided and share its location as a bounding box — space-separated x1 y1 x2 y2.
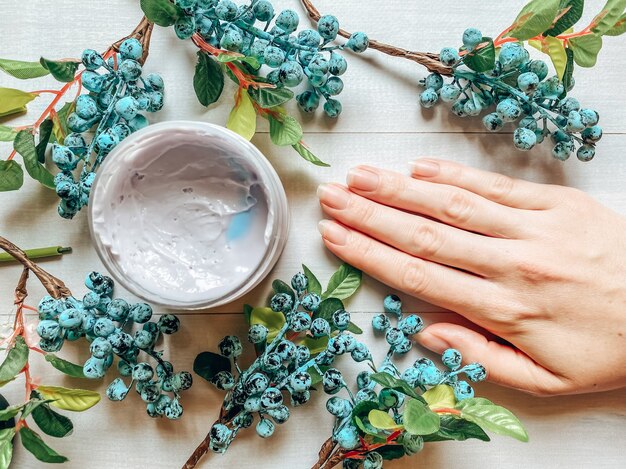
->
317 159 626 396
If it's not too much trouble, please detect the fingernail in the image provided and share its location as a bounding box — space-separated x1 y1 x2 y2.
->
418 331 451 353
410 159 440 177
317 184 350 210
318 220 349 246
347 167 379 192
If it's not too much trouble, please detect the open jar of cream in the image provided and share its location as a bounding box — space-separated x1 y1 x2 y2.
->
89 121 289 309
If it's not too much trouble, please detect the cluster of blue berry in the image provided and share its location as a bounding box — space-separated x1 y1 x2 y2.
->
203 271 368 453
420 29 602 161
172 0 368 117
52 39 164 218
36 271 191 420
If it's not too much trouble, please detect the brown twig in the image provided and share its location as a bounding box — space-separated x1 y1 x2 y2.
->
110 16 155 65
300 0 453 76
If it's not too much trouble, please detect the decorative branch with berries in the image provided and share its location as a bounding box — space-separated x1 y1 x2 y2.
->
0 236 191 467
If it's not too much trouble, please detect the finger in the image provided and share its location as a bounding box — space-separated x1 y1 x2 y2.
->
410 158 559 210
318 183 509 276
346 166 528 238
418 323 571 396
317 219 501 316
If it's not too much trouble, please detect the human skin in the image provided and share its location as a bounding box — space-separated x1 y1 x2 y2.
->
317 159 626 396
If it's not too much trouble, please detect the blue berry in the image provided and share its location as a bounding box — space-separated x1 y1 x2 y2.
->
212 371 235 391
577 144 596 162
107 330 134 354
267 404 290 424
52 145 78 171
275 9 299 34
210 423 232 446
218 335 242 358
424 73 444 91
119 59 142 82
328 52 347 76
310 318 331 337
513 127 537 151
157 314 180 334
260 387 283 409
383 294 402 315
364 452 383 469
215 0 237 21
256 418 275 438
582 125 602 143
81 49 105 71
58 308 83 329
483 112 504 132
75 95 99 120
324 98 342 118
439 47 460 66
106 298 129 321
399 314 423 335
115 96 139 120
106 378 129 401
331 310 350 330
498 42 528 71
323 76 344 96
442 348 462 370
326 397 352 418
290 371 311 392
129 303 153 323
164 399 183 420
289 311 312 332
248 324 269 343
278 60 304 86
90 337 113 359
464 363 487 382
566 110 585 132
298 29 321 47
245 372 269 395
580 109 599 127
318 14 340 40
453 380 474 400
81 71 104 93
496 98 522 122
371 313 390 332
440 84 461 103
220 28 243 52
132 363 154 382
39 336 64 352
462 28 482 50
351 342 370 362
517 72 539 93
36 320 61 340
83 356 106 379
134 330 154 349
322 368 344 394
336 426 359 450
128 114 149 131
290 272 309 292
393 337 412 354
528 60 548 80
253 0 273 21
95 128 119 154
419 365 443 386
346 32 369 53
560 97 581 114
93 318 116 337
300 292 321 312
119 38 143 60
270 293 293 313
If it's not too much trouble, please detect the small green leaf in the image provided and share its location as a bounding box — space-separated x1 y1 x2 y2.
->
457 398 529 442
0 336 29 382
19 427 67 463
0 125 17 142
250 307 286 342
248 87 294 108
140 0 183 27
51 101 75 143
422 415 491 442
463 37 495 72
0 428 15 469
35 386 100 412
529 36 568 78
505 0 561 40
44 354 86 379
306 365 327 386
313 298 344 321
243 304 253 325
193 52 225 106
605 13 626 35
216 53 244 63
291 142 330 167
322 263 362 300
0 58 49 79
403 398 440 435
0 160 24 192
376 444 406 461
0 403 24 422
560 48 575 99
269 114 303 146
0 87 37 118
368 409 403 430
351 400 380 433
193 351 232 383
590 0 626 35
13 130 55 189
545 0 585 36
302 264 322 295
226 89 256 141
39 58 79 83
369 372 425 402
422 385 456 410
569 34 603 67
21 399 53 420
36 119 54 163
346 322 363 334
354 415 383 437
31 403 73 438
298 336 329 355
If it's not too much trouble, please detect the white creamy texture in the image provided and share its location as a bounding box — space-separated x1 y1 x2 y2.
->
91 127 274 305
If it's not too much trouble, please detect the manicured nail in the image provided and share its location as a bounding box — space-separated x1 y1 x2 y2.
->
317 184 350 210
410 159 440 177
418 331 451 353
347 167 380 192
318 220 349 246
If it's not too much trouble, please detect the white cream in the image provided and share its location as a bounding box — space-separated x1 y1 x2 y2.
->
89 122 288 308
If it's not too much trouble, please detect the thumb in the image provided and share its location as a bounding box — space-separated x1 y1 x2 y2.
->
417 323 568 396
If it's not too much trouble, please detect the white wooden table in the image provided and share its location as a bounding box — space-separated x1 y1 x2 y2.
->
1 1 625 467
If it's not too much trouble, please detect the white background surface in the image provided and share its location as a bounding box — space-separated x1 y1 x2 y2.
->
1 0 625 468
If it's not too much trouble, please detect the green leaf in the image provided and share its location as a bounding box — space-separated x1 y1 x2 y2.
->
0 58 49 79
605 13 626 35
463 37 495 72
354 415 383 437
0 428 15 469
0 336 29 382
590 0 626 35
313 298 344 321
0 160 24 192
31 404 73 438
140 0 183 27
0 125 17 142
298 336 329 355
21 399 53 419
545 0 585 36
193 52 224 106
322 263 362 300
272 279 295 302
351 400 380 435
0 378 15 389
250 307 286 342
193 351 232 383
226 89 256 141
376 445 406 461
269 114 303 146
529 36 568 78
0 403 24 422
35 386 100 412
51 101 74 143
13 130 55 189
506 0 561 40
243 304 253 325
368 409 403 431
422 385 456 410
457 398 529 442
346 321 363 335
36 119 53 163
302 264 322 295
403 398 441 436
19 427 67 463
569 33 603 66
44 354 86 379
422 415 491 442
560 47 575 98
306 365 327 386
369 372 425 402
291 142 330 167
248 87 294 108
0 87 37 118
39 58 79 83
